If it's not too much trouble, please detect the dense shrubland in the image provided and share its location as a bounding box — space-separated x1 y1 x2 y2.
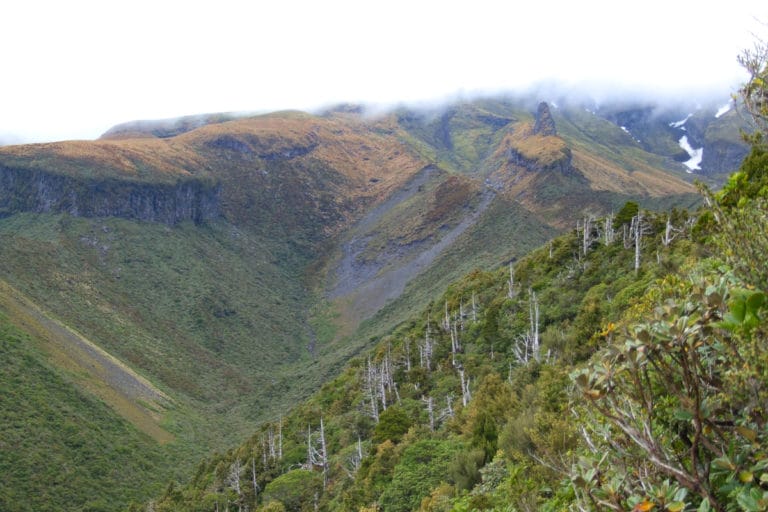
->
149 48 768 508
148 186 730 511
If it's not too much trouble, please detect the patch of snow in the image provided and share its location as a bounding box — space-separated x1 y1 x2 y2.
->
679 135 703 172
620 126 641 143
669 114 692 129
551 101 559 109
715 101 732 118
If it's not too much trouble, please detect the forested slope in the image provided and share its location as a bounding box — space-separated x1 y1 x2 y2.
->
149 191 734 511
149 70 768 508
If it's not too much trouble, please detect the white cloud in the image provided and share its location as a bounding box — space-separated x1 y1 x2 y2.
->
1 0 765 142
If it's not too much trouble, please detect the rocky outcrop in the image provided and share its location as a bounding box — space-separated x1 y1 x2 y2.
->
506 145 574 175
0 165 219 224
204 134 319 161
533 102 557 136
701 140 750 176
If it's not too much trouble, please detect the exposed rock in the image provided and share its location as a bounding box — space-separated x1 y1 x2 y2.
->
532 102 557 136
0 165 220 225
701 140 750 176
205 133 319 161
506 146 574 175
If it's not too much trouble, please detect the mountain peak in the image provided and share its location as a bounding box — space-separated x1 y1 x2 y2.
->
533 101 556 136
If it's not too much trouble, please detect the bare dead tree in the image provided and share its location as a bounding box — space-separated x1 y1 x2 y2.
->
513 289 541 364
530 289 539 352
267 427 276 460
604 214 615 246
508 262 517 298
251 458 260 505
661 215 680 247
225 459 244 512
319 417 328 489
738 34 768 135
440 395 455 421
423 395 435 432
631 213 651 273
422 319 434 371
261 435 268 470
365 357 379 423
458 367 471 407
306 419 329 489
450 321 462 367
378 361 388 412
404 338 412 371
343 436 365 479
306 424 314 469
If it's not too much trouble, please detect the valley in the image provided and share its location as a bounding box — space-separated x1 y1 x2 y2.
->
0 93 750 511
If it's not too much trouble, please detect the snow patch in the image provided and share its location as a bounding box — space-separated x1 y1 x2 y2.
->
715 102 732 118
669 114 692 129
679 135 703 172
620 126 641 143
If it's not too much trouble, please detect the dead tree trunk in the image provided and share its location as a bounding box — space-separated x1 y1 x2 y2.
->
507 262 515 299
632 213 643 273
604 214 615 245
423 396 435 432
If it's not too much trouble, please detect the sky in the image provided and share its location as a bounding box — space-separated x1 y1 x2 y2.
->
1 0 765 144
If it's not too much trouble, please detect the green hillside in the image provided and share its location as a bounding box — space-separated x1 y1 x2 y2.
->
0 310 173 512
0 93 743 510
147 192 710 510
147 64 768 506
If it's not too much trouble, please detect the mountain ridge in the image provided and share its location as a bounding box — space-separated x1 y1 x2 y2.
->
0 92 747 510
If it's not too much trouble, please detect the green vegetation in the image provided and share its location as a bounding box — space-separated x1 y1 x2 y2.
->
150 191 714 510
0 313 173 512
0 86 750 511
0 213 325 509
147 55 768 510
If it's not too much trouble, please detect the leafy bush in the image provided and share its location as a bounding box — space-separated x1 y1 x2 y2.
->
262 470 322 512
572 268 768 511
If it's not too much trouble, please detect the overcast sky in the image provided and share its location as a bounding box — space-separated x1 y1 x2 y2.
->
1 0 765 143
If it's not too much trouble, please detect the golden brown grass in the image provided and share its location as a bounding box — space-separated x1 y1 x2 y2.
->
503 123 571 166
572 149 695 195
0 279 174 444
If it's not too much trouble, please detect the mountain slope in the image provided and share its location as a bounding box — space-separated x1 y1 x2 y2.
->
148 197 711 511
0 307 174 512
0 94 738 510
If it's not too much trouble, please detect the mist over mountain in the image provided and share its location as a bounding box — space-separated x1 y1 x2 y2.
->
0 88 752 511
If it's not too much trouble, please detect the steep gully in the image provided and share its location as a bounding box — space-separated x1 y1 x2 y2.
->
326 167 495 323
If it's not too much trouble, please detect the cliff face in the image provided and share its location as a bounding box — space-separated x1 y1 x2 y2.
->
533 101 557 136
0 165 220 224
505 144 574 174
